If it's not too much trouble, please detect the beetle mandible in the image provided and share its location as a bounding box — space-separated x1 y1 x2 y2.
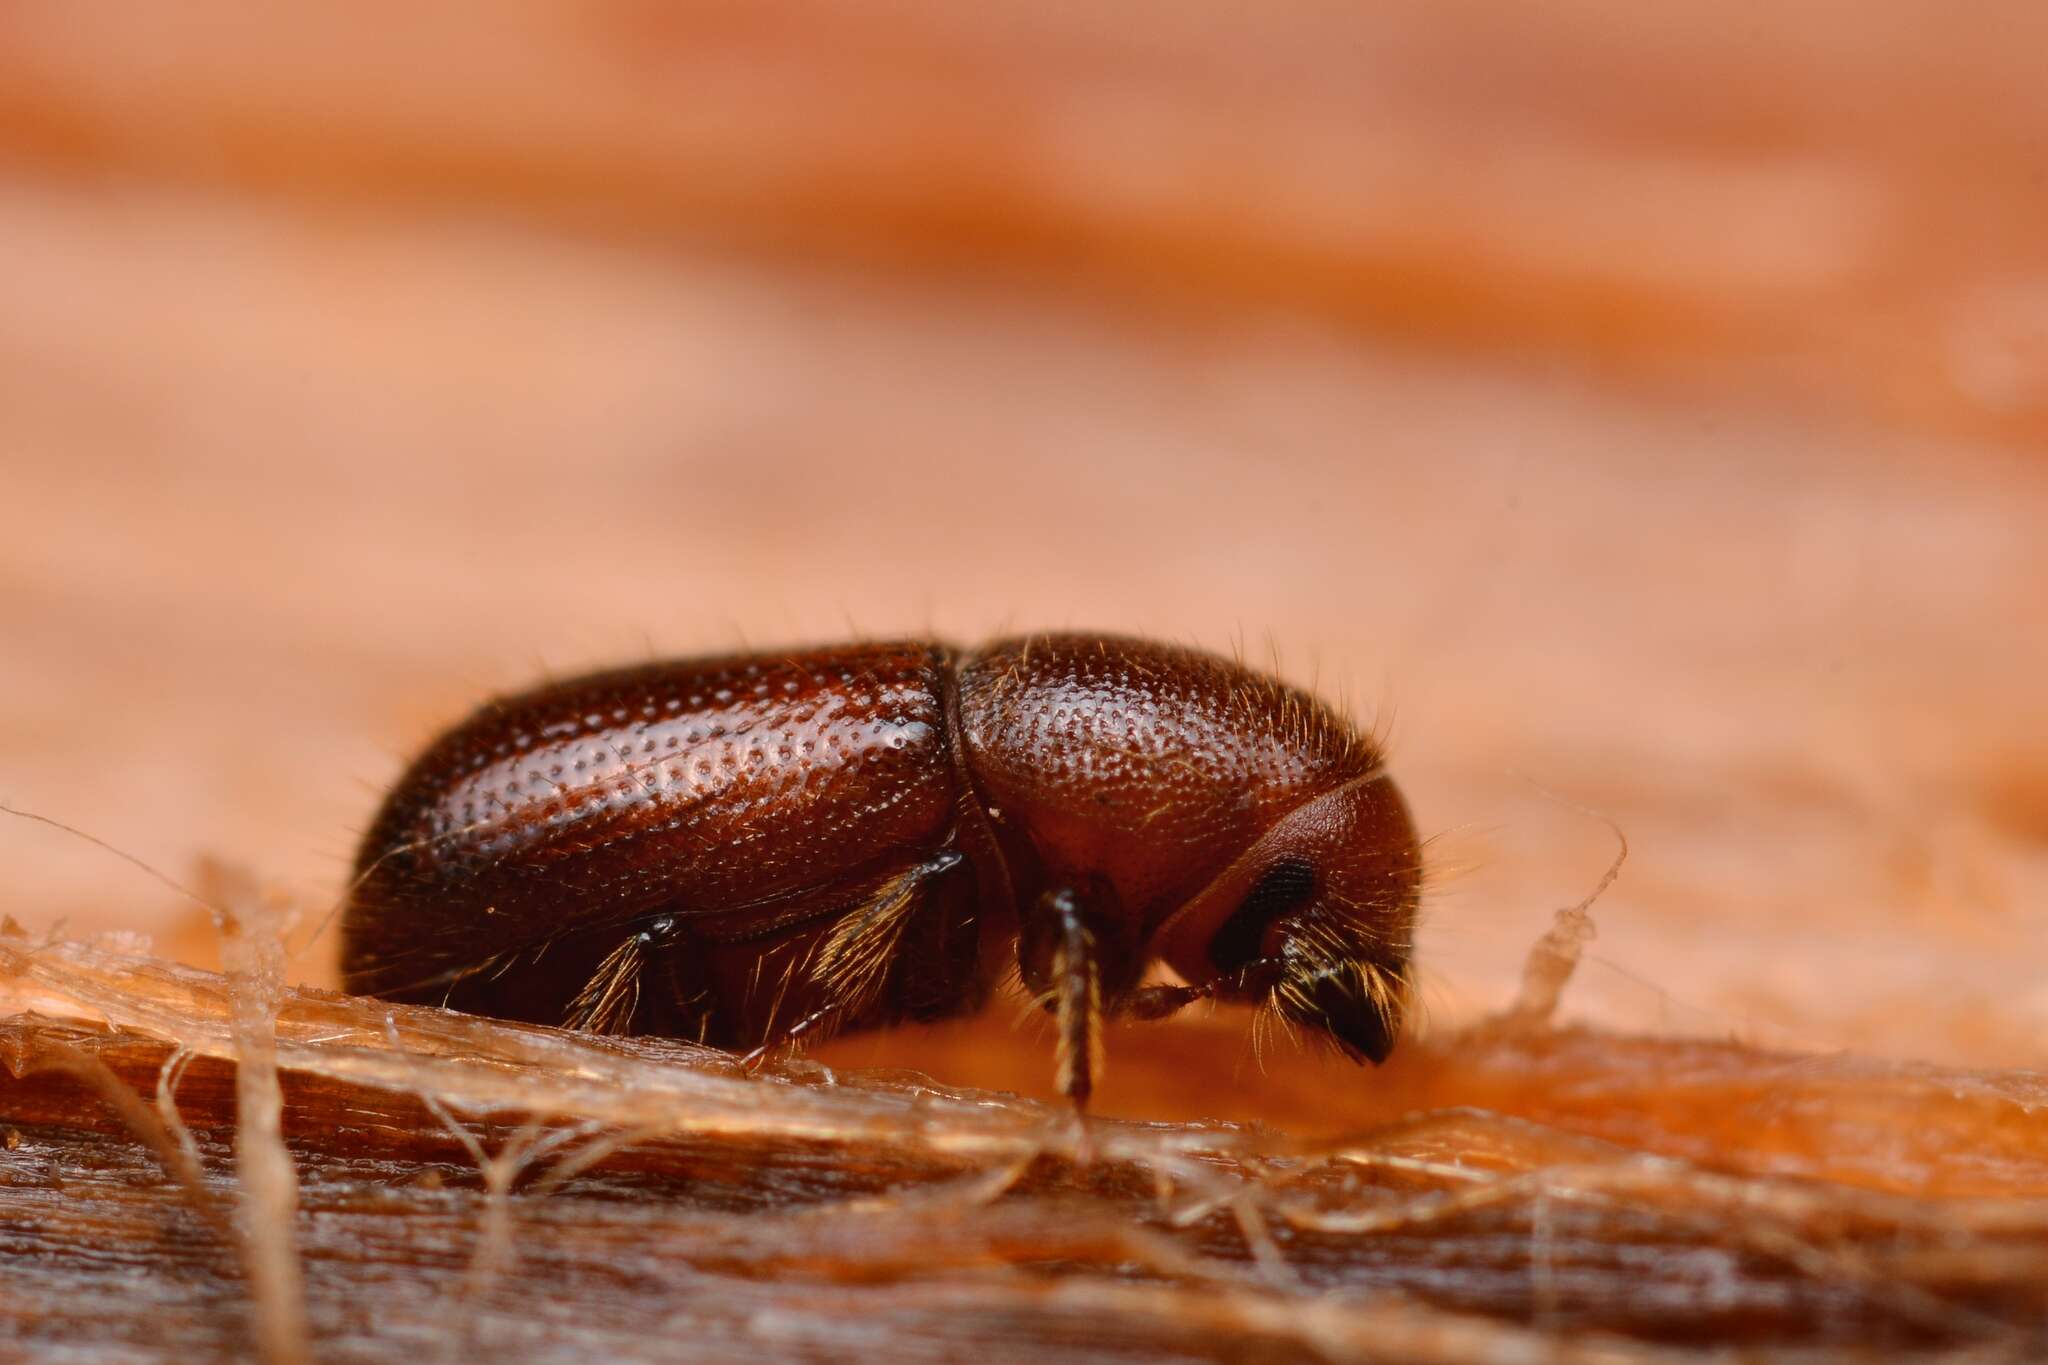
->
342 633 1422 1107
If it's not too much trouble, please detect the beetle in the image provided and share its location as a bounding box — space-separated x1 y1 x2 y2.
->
342 633 1422 1108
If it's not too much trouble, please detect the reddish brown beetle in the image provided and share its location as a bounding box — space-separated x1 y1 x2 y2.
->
342 633 1421 1107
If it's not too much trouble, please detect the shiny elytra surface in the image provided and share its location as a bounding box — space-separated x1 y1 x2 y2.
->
344 644 961 1017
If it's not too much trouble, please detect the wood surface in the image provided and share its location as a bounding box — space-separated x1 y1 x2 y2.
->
1 2 2045 1359
6 930 2047 1361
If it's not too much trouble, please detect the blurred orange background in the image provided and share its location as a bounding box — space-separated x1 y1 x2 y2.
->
3 0 2044 1084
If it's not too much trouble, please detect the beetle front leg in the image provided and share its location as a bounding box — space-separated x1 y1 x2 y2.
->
1122 981 1210 1021
1120 957 1286 1022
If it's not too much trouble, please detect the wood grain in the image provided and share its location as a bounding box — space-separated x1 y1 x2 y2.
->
5 932 2046 1361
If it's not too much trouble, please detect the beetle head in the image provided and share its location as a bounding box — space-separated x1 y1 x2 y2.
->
1151 769 1420 1064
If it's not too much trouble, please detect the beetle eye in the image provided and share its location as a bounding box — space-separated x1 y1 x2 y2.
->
1208 856 1317 974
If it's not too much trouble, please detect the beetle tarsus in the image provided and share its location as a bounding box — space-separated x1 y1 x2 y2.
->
741 1000 845 1074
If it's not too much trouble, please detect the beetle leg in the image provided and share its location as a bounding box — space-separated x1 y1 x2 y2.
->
564 913 689 1035
1043 887 1106 1112
813 851 964 1019
1123 956 1288 1023
1171 955 1292 1023
739 1002 841 1071
564 933 643 1034
1122 982 1211 1021
640 917 715 1040
744 852 970 1070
